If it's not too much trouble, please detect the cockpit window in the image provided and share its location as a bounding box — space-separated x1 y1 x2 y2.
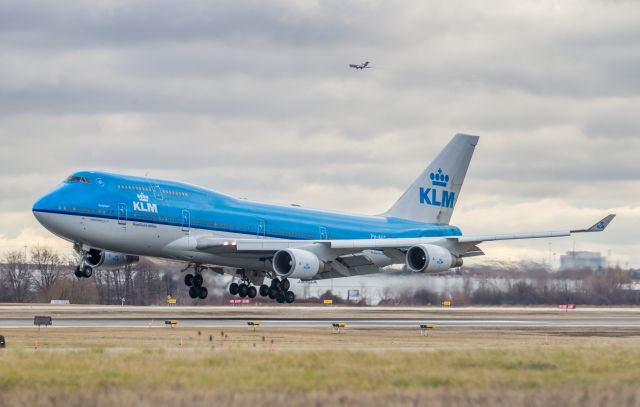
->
65 175 91 184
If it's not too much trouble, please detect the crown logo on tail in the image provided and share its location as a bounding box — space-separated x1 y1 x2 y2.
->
429 168 449 187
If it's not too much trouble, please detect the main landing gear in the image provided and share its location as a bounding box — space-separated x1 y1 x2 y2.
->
228 277 295 304
184 265 209 300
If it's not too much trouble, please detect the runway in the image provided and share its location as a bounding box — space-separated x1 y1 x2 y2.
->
1 305 639 329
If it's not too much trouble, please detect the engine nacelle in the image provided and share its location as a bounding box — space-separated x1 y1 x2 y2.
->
272 248 323 280
84 248 139 269
405 244 462 273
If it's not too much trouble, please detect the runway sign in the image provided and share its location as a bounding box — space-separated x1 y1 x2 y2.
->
324 299 333 305
34 316 52 327
229 299 252 305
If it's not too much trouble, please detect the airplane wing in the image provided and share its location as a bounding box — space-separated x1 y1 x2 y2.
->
195 214 615 270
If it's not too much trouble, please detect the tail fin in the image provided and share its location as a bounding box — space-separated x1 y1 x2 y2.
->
383 133 479 224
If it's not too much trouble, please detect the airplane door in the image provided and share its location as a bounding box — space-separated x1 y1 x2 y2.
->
181 210 190 232
118 203 127 226
319 226 327 240
257 220 265 238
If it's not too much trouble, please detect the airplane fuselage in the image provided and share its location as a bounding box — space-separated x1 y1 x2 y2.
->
33 171 462 269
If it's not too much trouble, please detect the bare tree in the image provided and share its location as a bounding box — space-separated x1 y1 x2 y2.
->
2 250 32 302
30 246 63 299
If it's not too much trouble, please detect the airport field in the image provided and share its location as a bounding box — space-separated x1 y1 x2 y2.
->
1 306 640 406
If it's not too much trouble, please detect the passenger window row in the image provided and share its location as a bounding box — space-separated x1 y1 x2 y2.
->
118 184 152 192
58 205 114 216
161 189 188 197
117 184 188 197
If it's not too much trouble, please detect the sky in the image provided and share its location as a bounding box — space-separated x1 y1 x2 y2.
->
0 0 638 268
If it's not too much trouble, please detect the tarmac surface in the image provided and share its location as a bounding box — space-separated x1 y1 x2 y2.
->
1 304 639 329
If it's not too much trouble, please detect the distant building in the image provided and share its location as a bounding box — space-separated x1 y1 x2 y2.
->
559 251 605 271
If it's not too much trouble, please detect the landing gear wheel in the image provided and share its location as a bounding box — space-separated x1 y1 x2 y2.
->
189 286 199 299
247 286 257 299
276 291 286 304
285 291 295 304
198 286 208 299
74 266 83 279
184 274 194 287
259 285 269 297
268 287 279 299
229 282 239 296
270 279 280 288
238 283 248 298
193 274 203 287
280 278 290 291
82 265 93 278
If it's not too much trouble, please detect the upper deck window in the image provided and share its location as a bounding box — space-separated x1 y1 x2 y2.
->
65 175 91 184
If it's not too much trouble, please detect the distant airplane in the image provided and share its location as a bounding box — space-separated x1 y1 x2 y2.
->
33 134 615 304
349 61 371 70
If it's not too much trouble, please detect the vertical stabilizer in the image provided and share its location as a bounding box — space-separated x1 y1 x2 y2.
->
383 133 478 224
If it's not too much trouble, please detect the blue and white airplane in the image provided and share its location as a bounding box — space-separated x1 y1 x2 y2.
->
32 134 615 303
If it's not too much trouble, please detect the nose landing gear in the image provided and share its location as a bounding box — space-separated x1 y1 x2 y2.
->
74 264 93 278
73 248 94 279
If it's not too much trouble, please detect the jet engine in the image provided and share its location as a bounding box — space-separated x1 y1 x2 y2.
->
405 244 462 273
272 248 323 280
84 248 139 269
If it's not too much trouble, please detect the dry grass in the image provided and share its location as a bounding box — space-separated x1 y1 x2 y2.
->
1 326 640 406
1 388 639 407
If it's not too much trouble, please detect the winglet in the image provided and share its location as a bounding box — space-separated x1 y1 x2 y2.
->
571 214 616 233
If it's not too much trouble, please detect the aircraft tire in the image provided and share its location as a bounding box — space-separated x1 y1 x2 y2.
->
270 279 280 288
259 285 269 297
247 286 257 299
280 278 290 291
82 265 93 278
229 282 239 296
285 291 295 304
276 291 286 304
268 287 278 299
189 286 199 299
238 283 248 298
198 286 208 299
74 266 83 278
193 274 203 287
184 274 194 287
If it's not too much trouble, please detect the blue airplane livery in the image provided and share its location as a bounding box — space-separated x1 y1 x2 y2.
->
32 134 615 303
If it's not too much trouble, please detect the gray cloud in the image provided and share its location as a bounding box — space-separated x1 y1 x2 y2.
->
0 0 638 265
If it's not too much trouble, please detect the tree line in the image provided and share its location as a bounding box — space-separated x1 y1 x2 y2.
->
379 266 640 306
1 247 638 305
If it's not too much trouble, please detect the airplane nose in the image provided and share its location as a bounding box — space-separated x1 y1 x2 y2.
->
32 190 62 233
33 193 52 213
32 190 58 219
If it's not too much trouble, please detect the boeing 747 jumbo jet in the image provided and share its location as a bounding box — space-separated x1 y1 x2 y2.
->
33 134 615 303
